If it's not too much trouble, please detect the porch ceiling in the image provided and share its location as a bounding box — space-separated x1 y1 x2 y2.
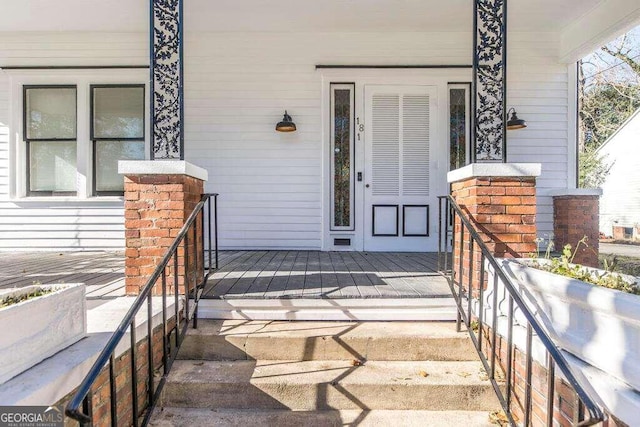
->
1 0 602 33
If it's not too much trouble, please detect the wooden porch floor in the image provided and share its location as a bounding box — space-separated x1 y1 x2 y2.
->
0 251 125 308
203 251 450 299
0 250 452 306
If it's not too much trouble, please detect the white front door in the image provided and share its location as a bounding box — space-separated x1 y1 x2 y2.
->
363 85 438 252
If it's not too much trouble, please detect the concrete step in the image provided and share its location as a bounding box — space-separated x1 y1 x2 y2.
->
179 320 477 361
150 407 496 427
161 359 498 411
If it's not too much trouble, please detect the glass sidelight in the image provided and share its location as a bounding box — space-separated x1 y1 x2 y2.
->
449 84 471 170
330 83 355 230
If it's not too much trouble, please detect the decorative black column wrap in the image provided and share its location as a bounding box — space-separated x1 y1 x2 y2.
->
151 0 183 160
473 0 507 162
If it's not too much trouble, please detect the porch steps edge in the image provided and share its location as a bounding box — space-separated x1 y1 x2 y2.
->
196 297 457 321
149 407 496 427
178 320 477 361
160 359 497 411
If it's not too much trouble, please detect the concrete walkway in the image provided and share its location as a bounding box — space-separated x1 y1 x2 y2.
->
600 243 640 257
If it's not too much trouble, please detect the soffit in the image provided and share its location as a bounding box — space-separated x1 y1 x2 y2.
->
0 0 604 33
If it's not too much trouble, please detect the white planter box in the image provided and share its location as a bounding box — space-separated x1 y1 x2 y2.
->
0 284 86 385
492 259 640 391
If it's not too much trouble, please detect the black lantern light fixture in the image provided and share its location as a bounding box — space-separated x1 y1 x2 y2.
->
506 108 527 130
275 110 296 132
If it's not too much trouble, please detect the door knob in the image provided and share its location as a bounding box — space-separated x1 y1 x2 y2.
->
365 184 370 188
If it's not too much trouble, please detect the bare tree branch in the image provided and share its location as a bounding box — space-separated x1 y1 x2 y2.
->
601 45 640 75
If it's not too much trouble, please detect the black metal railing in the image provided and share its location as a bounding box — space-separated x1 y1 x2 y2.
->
437 195 604 427
65 193 219 426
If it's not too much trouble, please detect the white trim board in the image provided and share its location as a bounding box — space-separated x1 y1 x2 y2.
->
118 160 209 182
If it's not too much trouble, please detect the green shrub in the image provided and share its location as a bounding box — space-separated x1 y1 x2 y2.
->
0 287 55 308
600 255 640 278
528 237 640 295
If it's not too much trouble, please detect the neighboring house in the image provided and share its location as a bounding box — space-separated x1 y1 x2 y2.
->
598 108 640 240
0 1 639 252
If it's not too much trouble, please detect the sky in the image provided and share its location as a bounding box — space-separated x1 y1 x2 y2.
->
582 24 640 88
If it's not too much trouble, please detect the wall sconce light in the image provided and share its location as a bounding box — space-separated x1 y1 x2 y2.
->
506 108 527 130
276 111 296 132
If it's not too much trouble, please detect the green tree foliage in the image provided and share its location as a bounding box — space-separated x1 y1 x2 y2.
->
578 146 612 188
578 29 640 188
580 84 640 148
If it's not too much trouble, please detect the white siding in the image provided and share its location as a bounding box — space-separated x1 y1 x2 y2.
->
598 111 640 236
0 33 147 67
507 33 569 240
0 74 9 197
185 32 569 249
0 30 571 250
0 32 146 251
0 201 125 250
184 32 472 249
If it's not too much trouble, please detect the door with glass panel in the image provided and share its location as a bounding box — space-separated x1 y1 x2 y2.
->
363 85 437 252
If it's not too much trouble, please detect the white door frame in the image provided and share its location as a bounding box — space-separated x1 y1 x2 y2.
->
320 69 472 251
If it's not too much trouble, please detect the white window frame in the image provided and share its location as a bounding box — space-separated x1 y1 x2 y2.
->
7 69 150 200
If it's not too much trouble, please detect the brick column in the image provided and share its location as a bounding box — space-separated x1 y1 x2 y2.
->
551 189 602 268
447 164 541 291
119 161 208 295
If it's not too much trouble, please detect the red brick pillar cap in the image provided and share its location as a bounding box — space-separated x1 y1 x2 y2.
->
447 163 541 183
118 160 208 181
548 188 602 198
